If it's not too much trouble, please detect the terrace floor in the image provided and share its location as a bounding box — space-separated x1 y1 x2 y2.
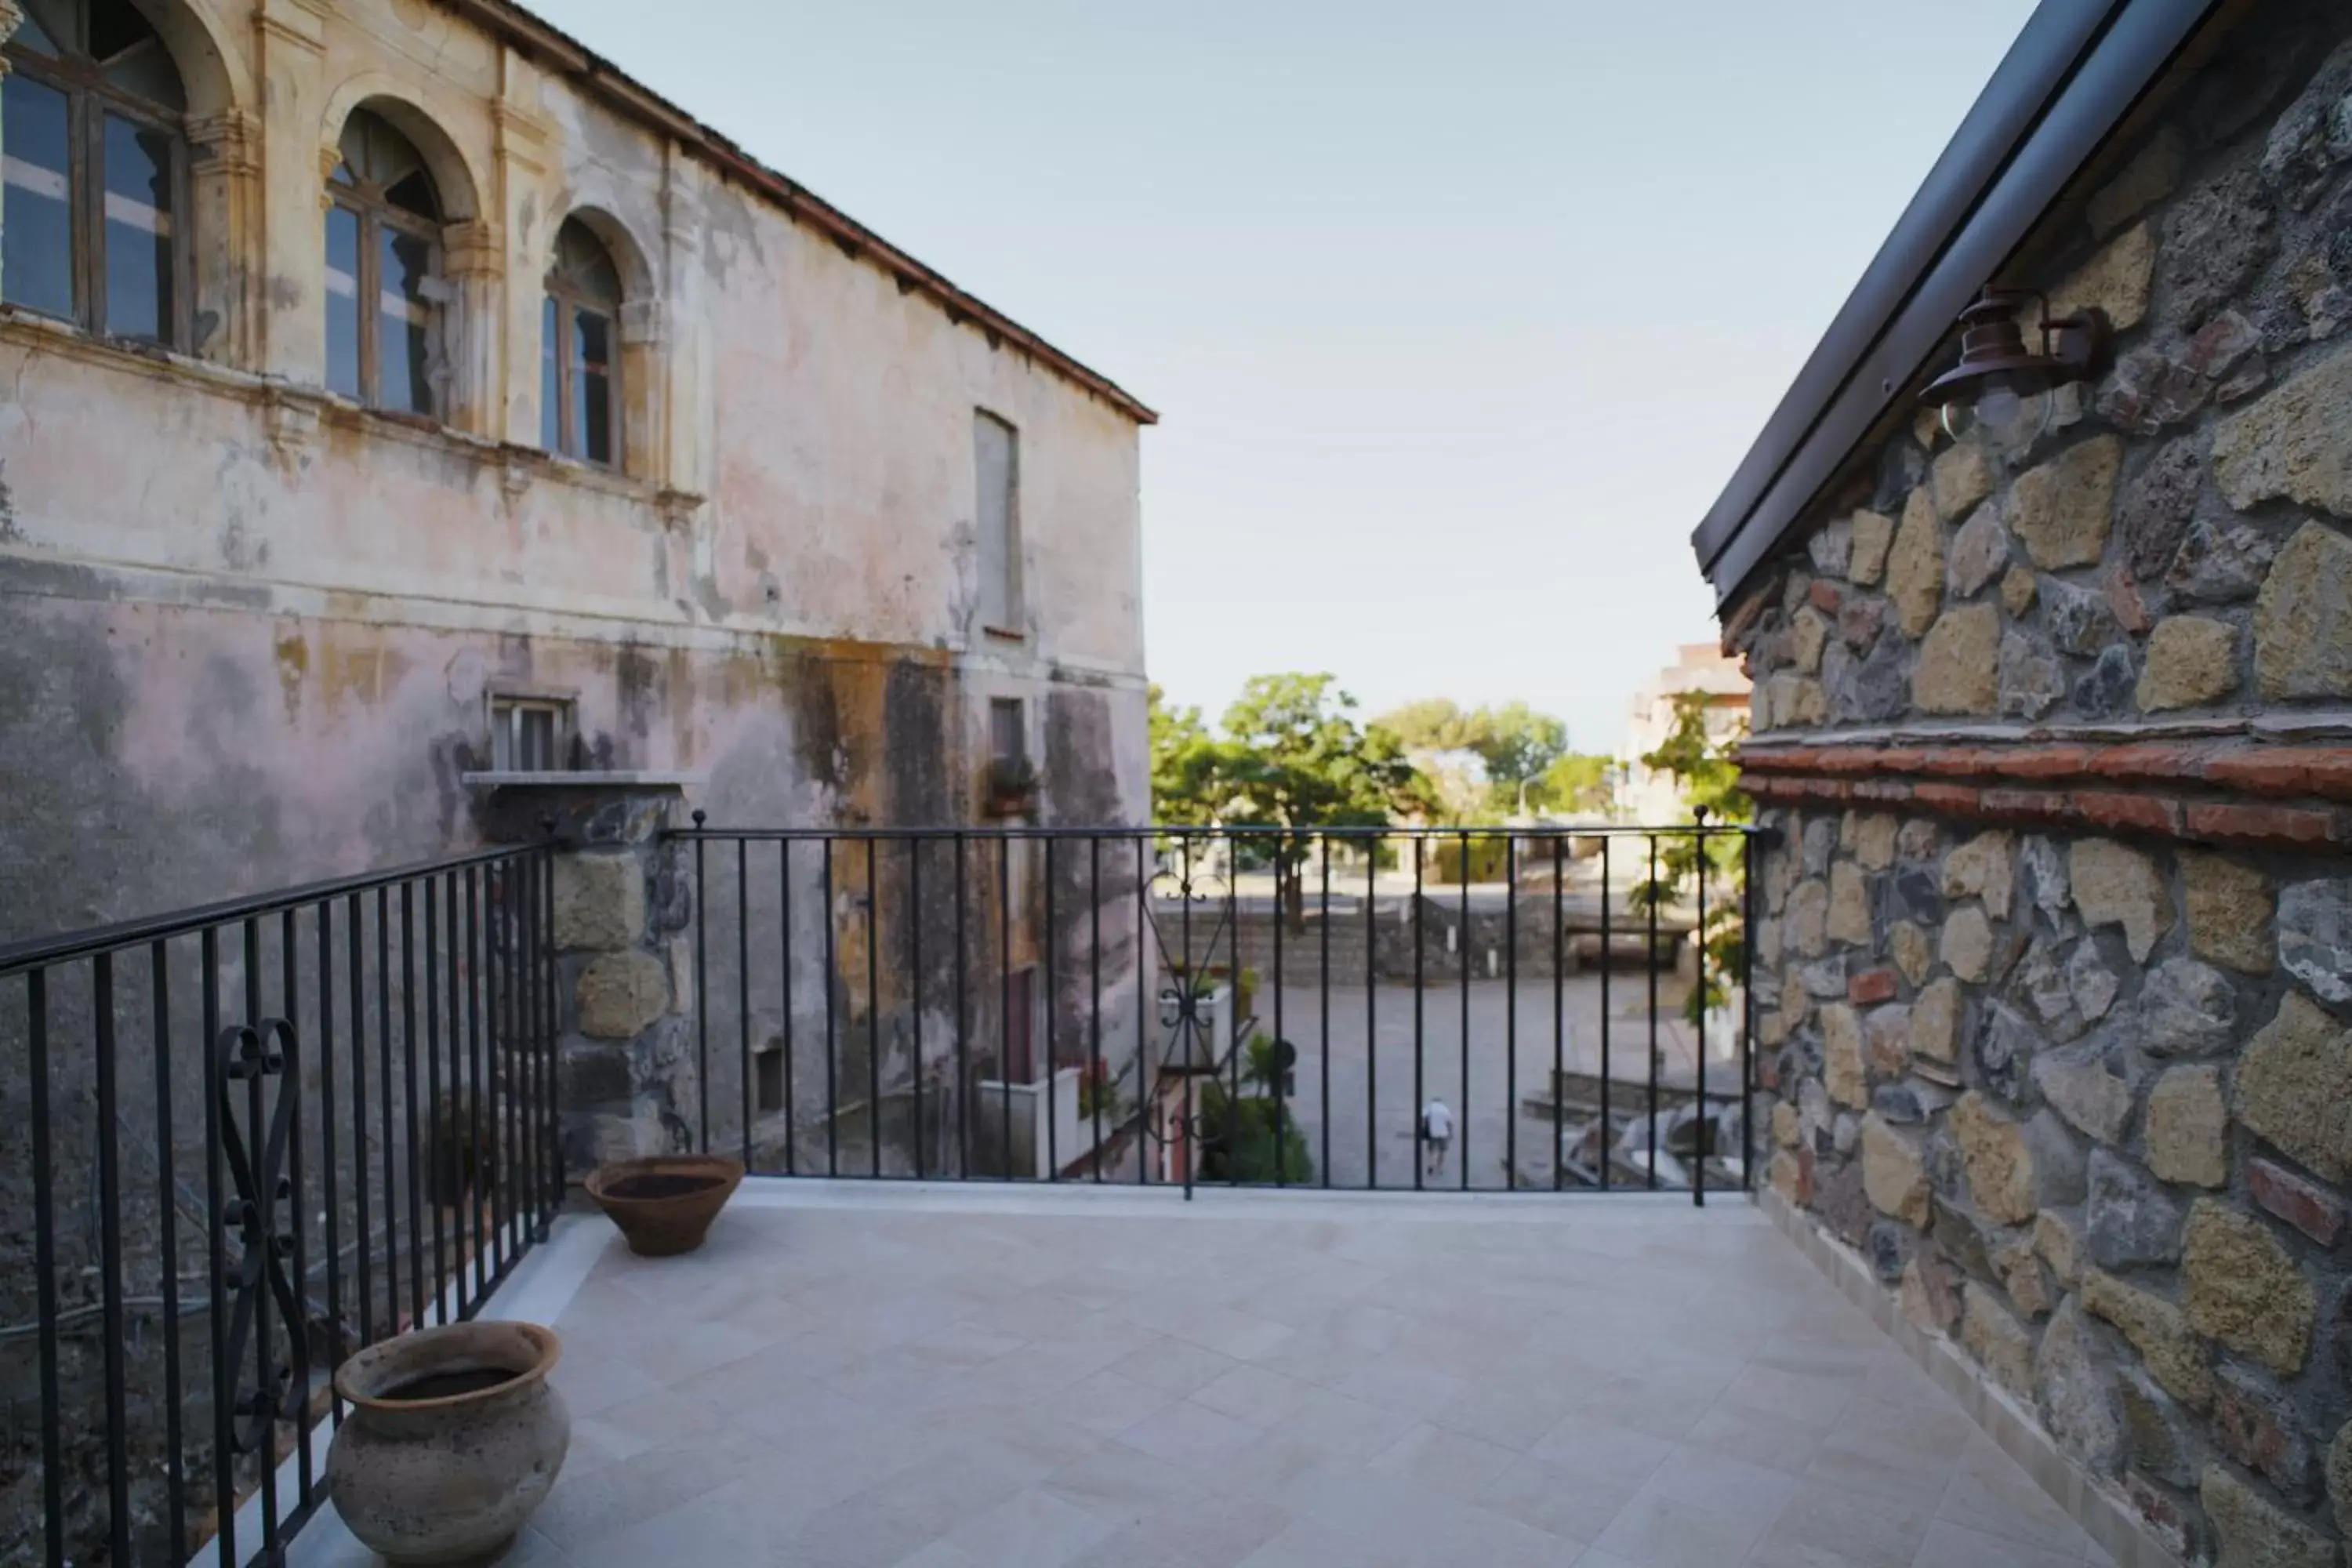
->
290 1184 2112 1568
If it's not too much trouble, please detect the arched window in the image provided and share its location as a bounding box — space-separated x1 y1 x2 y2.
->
541 217 621 466
1 0 189 344
325 107 444 418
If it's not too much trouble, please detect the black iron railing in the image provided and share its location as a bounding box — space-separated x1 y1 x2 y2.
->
0 844 561 1568
673 821 1758 1203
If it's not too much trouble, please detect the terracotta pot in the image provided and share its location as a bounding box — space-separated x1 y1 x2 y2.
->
327 1321 569 1567
584 1153 744 1255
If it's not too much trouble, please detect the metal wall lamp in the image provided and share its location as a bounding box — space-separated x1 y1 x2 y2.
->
1921 287 2111 442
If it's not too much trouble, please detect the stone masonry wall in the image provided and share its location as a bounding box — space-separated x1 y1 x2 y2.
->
1726 8 2352 1563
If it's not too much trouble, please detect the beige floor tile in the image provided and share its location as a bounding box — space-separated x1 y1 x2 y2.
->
1478 1453 1635 1544
1749 1478 1934 1568
942 1486 1120 1567
1116 1399 1267 1468
1913 1517 2085 1568
1933 1436 2093 1559
1589 1490 1766 1568
1367 1421 1522 1501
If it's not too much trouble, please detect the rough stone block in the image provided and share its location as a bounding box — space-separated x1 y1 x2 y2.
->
1860 1113 1932 1228
2032 1044 2135 1144
1911 976 1959 1063
576 951 670 1042
2067 943 2121 1022
2169 517 2277 604
2036 1297 2122 1472
1827 861 1872 946
1913 604 2001 714
1946 506 2012 598
1823 1003 1867 1109
1999 630 2064 720
2236 990 2352 1183
2247 1158 2347 1248
1940 904 1995 983
2085 1148 2183 1270
1849 509 1893 586
1890 920 1933 986
2201 1465 2335 1568
553 851 648 953
2009 435 2123 570
2034 1210 2082 1287
1790 605 1829 675
2070 839 2174 963
2183 1199 2315 1375
1941 831 2014 919
2056 220 2154 334
1862 1003 1908 1073
2138 956 2240 1059
2254 521 2352 699
1962 1282 2035 1400
1889 486 1947 637
2136 615 2241 710
2278 878 2352 1005
2145 1065 2228 1189
2120 435 2204 582
1953 1091 2038 1225
2084 1266 2212 1410
1932 440 1994 521
2214 350 2352 517
1788 877 1829 958
2184 853 2276 975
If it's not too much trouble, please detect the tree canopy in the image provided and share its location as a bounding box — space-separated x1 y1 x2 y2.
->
1149 675 1428 829
1374 697 1610 818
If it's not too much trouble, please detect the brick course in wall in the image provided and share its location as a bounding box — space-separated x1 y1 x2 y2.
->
1726 8 2352 1562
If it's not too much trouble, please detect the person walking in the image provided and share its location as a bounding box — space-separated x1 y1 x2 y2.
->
1421 1097 1454 1178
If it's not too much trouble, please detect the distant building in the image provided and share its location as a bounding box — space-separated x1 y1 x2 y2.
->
1617 644 1748 822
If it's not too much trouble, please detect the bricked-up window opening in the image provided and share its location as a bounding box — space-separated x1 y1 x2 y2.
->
974 409 1022 635
754 1043 786 1114
1006 965 1036 1083
326 107 445 419
542 217 622 466
1 0 191 345
490 696 571 773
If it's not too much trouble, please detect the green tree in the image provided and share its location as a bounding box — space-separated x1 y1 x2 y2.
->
1526 751 1615 815
1375 698 1486 755
1627 691 1753 1022
1196 1080 1314 1185
1149 684 1221 825
1474 701 1568 798
1220 675 1431 924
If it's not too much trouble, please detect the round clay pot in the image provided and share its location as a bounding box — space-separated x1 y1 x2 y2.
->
584 1153 744 1256
327 1320 569 1567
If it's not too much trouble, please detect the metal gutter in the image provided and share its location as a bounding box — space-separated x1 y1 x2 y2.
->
1692 0 2220 605
442 0 1160 426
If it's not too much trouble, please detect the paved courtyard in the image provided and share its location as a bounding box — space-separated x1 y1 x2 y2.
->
1266 978 1717 1190
291 1184 2111 1568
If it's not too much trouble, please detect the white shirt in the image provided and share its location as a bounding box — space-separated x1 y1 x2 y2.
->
1422 1102 1453 1139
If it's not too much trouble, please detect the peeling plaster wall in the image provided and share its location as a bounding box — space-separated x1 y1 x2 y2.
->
0 0 1149 946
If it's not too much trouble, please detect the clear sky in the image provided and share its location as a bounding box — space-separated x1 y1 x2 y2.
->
529 0 2037 753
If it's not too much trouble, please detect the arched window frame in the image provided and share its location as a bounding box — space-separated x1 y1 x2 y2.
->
541 216 622 468
1 0 192 347
323 106 448 420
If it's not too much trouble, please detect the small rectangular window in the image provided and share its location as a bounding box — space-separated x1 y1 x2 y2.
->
973 410 1020 634
989 698 1026 768
754 1044 786 1114
490 697 571 773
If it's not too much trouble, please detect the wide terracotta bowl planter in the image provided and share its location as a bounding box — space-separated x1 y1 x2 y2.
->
584 1153 744 1255
327 1320 569 1567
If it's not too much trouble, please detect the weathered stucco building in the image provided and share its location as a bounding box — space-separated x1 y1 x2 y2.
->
1698 2 2352 1561
0 0 1155 945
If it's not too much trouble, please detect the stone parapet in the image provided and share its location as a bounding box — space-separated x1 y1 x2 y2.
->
485 779 695 1178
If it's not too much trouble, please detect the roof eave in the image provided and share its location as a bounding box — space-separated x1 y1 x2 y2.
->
1690 0 2222 608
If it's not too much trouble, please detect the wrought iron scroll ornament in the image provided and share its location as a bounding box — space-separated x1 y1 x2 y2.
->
216 1018 310 1456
